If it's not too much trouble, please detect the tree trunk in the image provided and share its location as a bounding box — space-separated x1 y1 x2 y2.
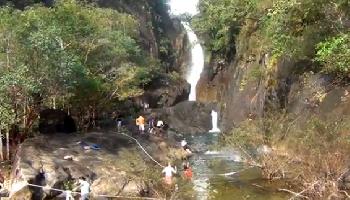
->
6 37 10 68
23 98 27 129
53 96 56 109
0 130 3 161
6 129 10 160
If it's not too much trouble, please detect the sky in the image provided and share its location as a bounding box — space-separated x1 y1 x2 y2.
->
168 0 200 15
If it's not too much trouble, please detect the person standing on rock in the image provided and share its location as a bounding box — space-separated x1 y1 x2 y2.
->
162 162 177 185
156 119 164 128
181 139 192 155
144 102 149 111
136 115 145 134
155 119 165 136
75 177 90 200
116 115 122 131
148 115 155 134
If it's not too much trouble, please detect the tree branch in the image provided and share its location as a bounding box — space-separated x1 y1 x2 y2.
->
278 188 309 199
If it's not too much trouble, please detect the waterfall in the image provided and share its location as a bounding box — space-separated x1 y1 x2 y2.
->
209 110 221 132
168 0 203 101
168 1 218 199
168 0 220 131
182 23 204 101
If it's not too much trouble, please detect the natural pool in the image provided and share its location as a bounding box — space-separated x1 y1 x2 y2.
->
177 133 290 200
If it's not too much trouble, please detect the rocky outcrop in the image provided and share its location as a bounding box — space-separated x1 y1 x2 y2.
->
9 132 154 199
159 101 212 134
197 23 350 132
97 0 191 109
97 0 189 72
141 76 190 108
197 51 269 132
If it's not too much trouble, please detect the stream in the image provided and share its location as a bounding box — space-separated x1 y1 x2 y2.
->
182 133 289 200
168 1 289 199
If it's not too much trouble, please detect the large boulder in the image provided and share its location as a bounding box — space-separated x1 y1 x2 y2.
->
147 79 190 108
136 76 191 108
9 132 150 199
160 101 213 134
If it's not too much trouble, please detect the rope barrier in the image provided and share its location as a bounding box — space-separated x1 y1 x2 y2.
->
12 132 258 200
113 131 165 168
20 131 252 200
112 131 254 176
26 183 163 200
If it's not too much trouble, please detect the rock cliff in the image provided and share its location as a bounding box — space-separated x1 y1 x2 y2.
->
196 21 350 132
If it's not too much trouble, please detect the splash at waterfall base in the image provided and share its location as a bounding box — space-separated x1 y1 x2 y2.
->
209 110 221 133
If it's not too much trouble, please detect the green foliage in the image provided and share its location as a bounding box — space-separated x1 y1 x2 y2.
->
222 120 265 149
0 0 161 131
194 0 350 77
315 33 350 75
261 0 336 58
248 65 264 81
168 71 182 82
192 0 257 55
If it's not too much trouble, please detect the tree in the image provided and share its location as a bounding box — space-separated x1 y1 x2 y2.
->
0 0 161 135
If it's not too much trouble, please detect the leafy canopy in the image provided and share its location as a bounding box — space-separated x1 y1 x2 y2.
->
0 0 160 130
193 0 350 77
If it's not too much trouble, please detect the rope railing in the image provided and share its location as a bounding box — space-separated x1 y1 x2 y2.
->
113 131 256 176
112 131 165 168
10 131 254 200
26 183 164 200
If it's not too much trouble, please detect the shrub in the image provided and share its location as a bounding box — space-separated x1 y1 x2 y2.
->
315 33 350 77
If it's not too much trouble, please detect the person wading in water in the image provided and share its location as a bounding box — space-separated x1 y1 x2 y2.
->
183 162 193 180
162 162 177 185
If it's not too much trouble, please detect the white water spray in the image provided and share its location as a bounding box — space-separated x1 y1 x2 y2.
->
209 110 221 132
183 23 204 101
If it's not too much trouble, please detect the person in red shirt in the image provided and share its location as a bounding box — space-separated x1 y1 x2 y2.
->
183 162 193 180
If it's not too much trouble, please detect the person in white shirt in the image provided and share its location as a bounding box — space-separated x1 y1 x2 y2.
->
162 162 177 185
181 139 187 147
74 177 90 200
181 139 192 154
156 120 164 128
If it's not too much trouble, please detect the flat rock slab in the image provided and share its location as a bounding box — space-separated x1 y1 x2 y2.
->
10 131 150 199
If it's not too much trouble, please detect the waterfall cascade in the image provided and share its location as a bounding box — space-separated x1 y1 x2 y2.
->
182 23 204 101
168 2 221 199
168 0 220 133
